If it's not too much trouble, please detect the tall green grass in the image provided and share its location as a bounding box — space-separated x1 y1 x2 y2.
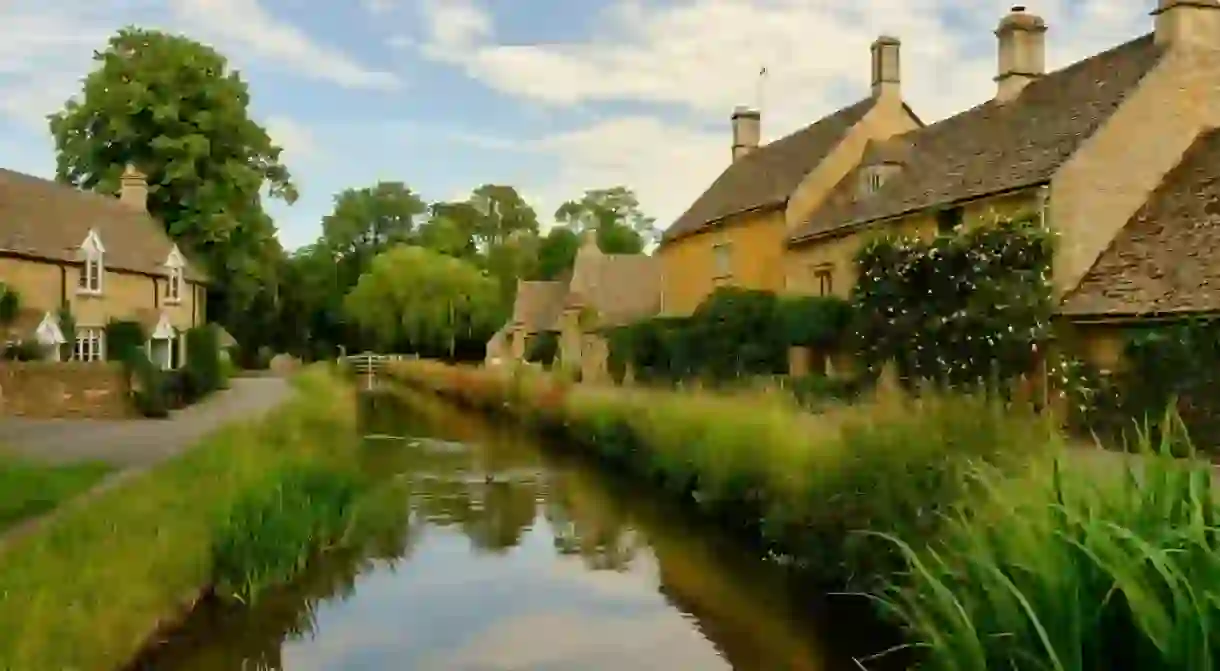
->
878 416 1220 670
0 454 112 530
211 465 367 604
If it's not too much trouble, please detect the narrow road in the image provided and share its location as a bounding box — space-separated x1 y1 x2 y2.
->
0 377 291 468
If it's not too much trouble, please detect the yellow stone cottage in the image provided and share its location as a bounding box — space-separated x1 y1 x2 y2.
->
0 165 208 368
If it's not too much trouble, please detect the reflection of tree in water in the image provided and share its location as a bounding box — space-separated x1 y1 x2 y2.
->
411 476 539 554
129 488 417 671
543 467 641 572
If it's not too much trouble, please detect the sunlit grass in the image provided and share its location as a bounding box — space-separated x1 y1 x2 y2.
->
876 415 1220 670
0 452 112 531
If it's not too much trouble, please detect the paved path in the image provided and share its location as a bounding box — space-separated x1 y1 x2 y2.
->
0 377 292 468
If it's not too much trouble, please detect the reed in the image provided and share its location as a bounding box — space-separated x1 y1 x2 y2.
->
877 415 1220 670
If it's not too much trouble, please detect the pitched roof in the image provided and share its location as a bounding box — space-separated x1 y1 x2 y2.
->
1060 128 1220 318
572 254 662 327
791 34 1164 243
663 97 879 243
510 280 567 332
0 169 206 281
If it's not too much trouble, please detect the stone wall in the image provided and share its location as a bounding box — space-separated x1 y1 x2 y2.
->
0 362 132 418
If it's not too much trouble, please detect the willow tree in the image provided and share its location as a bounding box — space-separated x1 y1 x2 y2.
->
343 245 502 357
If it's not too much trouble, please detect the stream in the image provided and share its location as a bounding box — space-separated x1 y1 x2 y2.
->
133 389 899 670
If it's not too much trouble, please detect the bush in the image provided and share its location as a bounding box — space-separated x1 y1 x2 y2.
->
851 214 1054 388
184 325 222 399
1 342 47 361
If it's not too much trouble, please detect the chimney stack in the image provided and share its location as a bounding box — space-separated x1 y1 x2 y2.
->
119 164 148 212
994 6 1047 102
731 106 760 161
871 35 901 101
1153 0 1220 48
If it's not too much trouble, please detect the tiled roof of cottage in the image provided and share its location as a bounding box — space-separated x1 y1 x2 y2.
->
0 169 206 281
571 254 662 327
510 280 567 332
1060 128 1220 318
791 34 1164 243
662 97 880 243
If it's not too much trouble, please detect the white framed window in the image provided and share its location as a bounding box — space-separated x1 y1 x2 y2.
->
77 229 105 295
164 245 186 304
712 242 732 279
73 327 104 362
166 267 183 302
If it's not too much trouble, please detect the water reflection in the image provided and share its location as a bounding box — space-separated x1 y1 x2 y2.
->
137 389 892 670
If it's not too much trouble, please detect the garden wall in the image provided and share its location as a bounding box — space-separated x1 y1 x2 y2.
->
0 362 131 418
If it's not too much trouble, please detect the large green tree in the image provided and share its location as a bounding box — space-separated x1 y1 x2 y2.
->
48 27 296 342
343 245 502 358
554 186 657 254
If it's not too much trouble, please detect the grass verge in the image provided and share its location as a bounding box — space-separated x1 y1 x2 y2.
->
0 367 361 671
0 453 112 531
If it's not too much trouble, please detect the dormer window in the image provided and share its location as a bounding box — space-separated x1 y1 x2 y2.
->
860 167 887 197
77 229 105 295
164 245 186 304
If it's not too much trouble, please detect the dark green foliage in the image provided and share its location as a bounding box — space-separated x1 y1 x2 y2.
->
1 343 46 361
185 325 223 398
211 465 366 604
778 295 852 349
0 284 19 331
102 319 168 417
103 320 146 363
524 331 559 366
605 288 852 384
851 214 1054 388
1074 320 1220 452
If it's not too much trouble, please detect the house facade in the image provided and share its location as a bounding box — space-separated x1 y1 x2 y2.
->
0 165 207 369
487 232 661 380
656 36 924 315
785 1 1220 371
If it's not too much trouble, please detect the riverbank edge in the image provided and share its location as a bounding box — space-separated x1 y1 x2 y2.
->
0 366 362 671
383 361 1058 585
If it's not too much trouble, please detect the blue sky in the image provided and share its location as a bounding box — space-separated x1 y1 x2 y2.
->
0 0 1151 250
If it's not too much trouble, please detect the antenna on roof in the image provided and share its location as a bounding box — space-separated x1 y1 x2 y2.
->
756 64 768 116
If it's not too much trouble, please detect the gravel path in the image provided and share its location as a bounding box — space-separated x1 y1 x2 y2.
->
0 377 291 468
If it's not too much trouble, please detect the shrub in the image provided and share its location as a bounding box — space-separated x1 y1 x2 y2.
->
103 319 146 362
184 325 223 399
1 342 47 361
851 214 1054 388
879 415 1220 670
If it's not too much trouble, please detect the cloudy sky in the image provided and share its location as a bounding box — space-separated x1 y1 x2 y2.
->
0 0 1154 249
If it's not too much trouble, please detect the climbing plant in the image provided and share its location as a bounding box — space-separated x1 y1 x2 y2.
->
850 213 1054 388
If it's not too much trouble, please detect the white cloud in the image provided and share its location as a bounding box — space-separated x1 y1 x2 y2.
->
171 0 400 90
418 0 1154 229
266 116 319 164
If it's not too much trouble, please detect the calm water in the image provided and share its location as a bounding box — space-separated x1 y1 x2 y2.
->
135 389 897 670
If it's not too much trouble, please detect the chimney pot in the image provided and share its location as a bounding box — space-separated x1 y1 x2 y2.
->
870 35 902 101
994 6 1047 102
119 164 148 212
1153 0 1220 48
731 106 760 161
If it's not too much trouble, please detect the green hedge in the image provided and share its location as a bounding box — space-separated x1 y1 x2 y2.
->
606 288 852 385
104 319 169 418
524 331 559 367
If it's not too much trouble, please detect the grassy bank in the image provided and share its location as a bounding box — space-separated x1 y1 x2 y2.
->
0 453 112 531
0 367 364 670
386 360 1058 585
390 360 1220 669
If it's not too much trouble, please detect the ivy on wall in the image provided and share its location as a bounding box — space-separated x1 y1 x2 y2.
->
850 213 1055 388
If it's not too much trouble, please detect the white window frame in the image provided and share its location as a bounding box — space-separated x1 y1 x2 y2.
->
73 326 105 362
164 245 186 304
77 229 105 295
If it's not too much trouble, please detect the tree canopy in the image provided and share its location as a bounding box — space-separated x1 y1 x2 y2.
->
343 245 503 357
48 27 296 344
